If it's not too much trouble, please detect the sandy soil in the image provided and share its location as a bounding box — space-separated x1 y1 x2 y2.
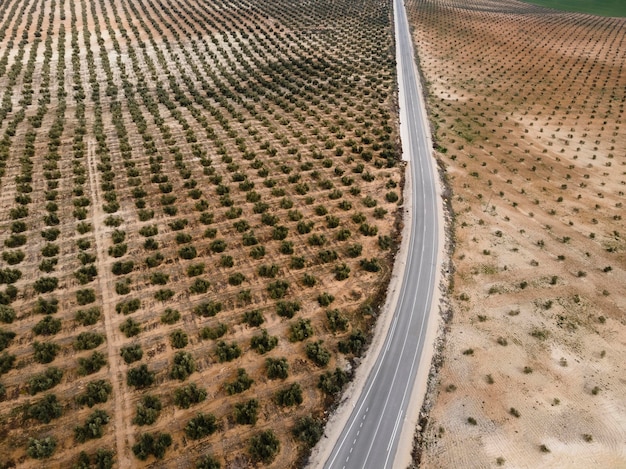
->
406 0 626 467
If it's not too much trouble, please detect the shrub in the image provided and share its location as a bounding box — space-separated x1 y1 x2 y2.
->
120 318 141 337
189 278 210 294
225 368 254 395
2 250 25 265
248 430 280 464
73 449 114 469
170 330 188 349
120 344 143 364
279 241 294 254
28 367 63 395
196 454 221 469
250 330 278 354
228 272 246 286
267 280 289 299
334 263 351 281
76 288 96 305
272 225 289 240
215 341 241 362
0 351 15 375
266 357 289 380
293 416 324 448
127 365 155 389
250 245 265 259
33 297 59 315
111 261 135 275
115 298 141 315
327 309 349 332
338 330 367 356
33 316 62 336
78 351 107 376
170 351 196 380
108 244 127 258
26 394 62 423
0 305 16 324
76 380 112 407
361 258 381 272
145 253 164 267
200 323 228 340
243 310 264 327
318 368 349 395
210 240 227 253
132 432 172 460
154 289 175 302
33 341 60 364
194 301 222 317
187 263 205 277
74 410 110 442
258 264 280 278
174 383 207 410
185 413 218 440
345 243 362 258
378 235 393 250
0 329 16 352
318 292 335 307
318 250 338 263
33 277 58 293
290 256 306 269
234 399 259 425
26 437 56 459
133 395 162 426
275 383 303 407
276 300 300 319
306 341 331 367
150 272 169 285
75 307 100 326
179 246 197 260
290 319 314 342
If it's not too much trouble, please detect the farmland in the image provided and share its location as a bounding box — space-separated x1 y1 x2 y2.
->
0 0 402 466
522 0 626 17
407 0 626 467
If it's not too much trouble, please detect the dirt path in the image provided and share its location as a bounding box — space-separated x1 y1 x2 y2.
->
87 138 133 467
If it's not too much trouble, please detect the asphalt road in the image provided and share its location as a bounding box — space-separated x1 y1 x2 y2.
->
323 0 439 467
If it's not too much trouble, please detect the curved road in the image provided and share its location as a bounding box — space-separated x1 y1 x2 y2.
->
323 0 439 467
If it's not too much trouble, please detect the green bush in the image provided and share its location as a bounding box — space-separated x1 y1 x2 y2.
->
179 246 197 260
26 436 56 459
115 298 141 315
199 323 228 340
193 301 222 317
306 341 331 367
120 318 141 337
224 368 254 395
279 241 294 254
326 309 349 332
266 357 289 380
28 367 63 395
75 265 97 284
318 250 338 263
74 332 105 350
132 432 172 460
108 244 127 258
120 344 143 364
276 300 300 319
360 258 381 272
133 395 162 426
318 368 349 395
242 310 264 327
185 413 218 440
76 288 96 305
215 341 241 362
0 305 16 323
170 330 189 349
33 341 60 364
170 351 196 380
346 243 363 258
258 264 279 278
25 394 62 423
248 430 280 464
333 263 351 281
33 277 58 293
187 263 205 277
0 351 15 375
127 365 155 389
76 380 112 407
77 351 107 376
250 330 278 354
160 308 180 324
174 383 207 409
318 292 335 307
292 416 324 448
267 280 289 299
234 399 259 425
72 448 114 469
338 330 367 356
275 383 303 407
290 319 314 342
33 316 62 336
75 307 100 326
2 250 25 265
196 454 221 469
0 329 16 352
74 410 110 442
34 297 58 315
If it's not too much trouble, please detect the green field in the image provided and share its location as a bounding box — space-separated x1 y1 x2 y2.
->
523 0 626 16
